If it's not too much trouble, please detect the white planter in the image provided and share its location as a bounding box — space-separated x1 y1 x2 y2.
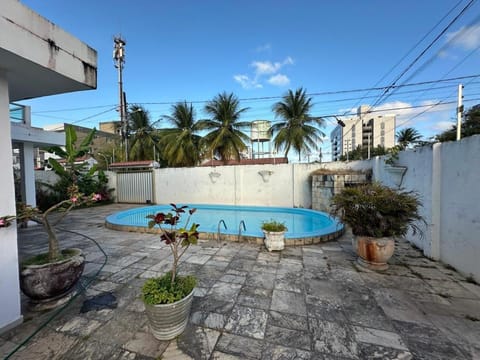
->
263 231 285 251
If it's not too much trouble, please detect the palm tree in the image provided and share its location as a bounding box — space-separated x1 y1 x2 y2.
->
127 105 161 161
270 87 325 161
198 92 251 162
160 102 203 167
396 127 422 149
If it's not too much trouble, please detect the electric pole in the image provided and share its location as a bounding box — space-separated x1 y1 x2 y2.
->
113 36 127 160
457 83 464 141
367 133 371 160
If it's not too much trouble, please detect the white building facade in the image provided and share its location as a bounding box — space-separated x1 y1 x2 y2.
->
331 105 396 161
0 0 97 333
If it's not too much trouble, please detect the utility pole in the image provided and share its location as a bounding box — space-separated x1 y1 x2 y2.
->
367 133 371 160
113 36 127 160
456 83 464 141
345 139 350 161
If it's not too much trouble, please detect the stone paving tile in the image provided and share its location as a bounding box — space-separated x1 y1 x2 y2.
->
261 343 313 360
178 325 220 359
7 204 480 360
271 289 307 316
237 286 272 310
214 333 264 359
224 305 268 339
268 310 309 332
245 272 276 290
353 325 408 350
264 325 311 350
309 318 358 358
357 343 413 360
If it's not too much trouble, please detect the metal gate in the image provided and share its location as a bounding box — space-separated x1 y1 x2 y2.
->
116 171 154 204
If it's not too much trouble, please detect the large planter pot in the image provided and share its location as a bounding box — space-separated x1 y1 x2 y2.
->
263 231 285 251
20 248 85 311
352 236 395 271
144 288 195 340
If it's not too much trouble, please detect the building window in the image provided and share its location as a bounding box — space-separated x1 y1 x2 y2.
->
381 136 385 146
381 130 385 136
380 122 385 129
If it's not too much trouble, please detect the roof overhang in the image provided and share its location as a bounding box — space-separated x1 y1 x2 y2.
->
11 122 64 147
0 0 97 101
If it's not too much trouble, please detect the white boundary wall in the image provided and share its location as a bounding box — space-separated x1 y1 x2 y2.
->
150 161 371 208
373 135 480 282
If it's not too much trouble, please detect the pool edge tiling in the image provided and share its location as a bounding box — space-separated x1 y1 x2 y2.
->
105 204 344 246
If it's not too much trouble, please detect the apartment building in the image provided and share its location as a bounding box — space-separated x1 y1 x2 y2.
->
331 105 396 161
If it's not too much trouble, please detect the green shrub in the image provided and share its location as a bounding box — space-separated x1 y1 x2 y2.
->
261 219 288 232
331 182 425 238
141 272 196 305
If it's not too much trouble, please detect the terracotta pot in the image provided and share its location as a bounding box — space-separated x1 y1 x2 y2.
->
144 288 195 340
20 248 85 310
263 231 285 251
352 236 394 271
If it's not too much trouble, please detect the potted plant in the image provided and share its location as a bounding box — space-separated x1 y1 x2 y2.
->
142 203 199 340
18 185 101 310
261 219 288 251
331 182 424 270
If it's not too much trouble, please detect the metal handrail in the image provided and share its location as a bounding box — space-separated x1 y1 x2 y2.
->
238 220 246 242
217 219 227 242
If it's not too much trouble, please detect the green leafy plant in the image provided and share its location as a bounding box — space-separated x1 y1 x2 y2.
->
142 204 199 304
331 182 425 238
261 219 288 232
141 272 196 305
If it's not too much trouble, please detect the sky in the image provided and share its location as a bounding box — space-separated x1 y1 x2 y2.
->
18 0 480 161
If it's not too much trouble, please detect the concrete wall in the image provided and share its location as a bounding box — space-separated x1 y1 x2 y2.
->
151 161 371 208
373 135 480 282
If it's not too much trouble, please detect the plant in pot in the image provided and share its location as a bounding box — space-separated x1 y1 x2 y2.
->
142 204 199 340
331 182 424 271
18 185 101 310
261 219 288 251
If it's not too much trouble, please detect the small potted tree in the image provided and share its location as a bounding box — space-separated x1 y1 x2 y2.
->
142 204 199 340
18 185 101 310
331 182 425 270
261 219 288 251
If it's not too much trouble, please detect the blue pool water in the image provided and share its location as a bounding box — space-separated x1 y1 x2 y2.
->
106 204 343 239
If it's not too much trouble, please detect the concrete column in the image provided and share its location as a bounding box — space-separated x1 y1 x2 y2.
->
429 142 442 260
0 70 23 334
19 141 37 207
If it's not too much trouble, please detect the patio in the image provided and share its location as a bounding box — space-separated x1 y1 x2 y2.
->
1 204 479 359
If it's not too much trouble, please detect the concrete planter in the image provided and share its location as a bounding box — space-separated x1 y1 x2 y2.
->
264 231 285 251
19 248 85 310
144 288 195 340
353 236 395 271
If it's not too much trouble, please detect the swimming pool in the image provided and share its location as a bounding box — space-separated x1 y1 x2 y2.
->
105 204 344 245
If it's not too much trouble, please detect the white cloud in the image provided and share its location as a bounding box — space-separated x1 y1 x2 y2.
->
233 74 262 89
250 57 295 76
234 56 294 89
267 74 290 86
446 24 480 50
255 43 271 52
433 120 455 131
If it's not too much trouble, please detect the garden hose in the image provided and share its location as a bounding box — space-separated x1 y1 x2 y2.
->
4 228 108 360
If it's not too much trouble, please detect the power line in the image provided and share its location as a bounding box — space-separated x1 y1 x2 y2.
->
345 0 467 115
369 0 477 110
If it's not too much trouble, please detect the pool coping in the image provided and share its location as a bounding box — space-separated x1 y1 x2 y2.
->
105 221 345 246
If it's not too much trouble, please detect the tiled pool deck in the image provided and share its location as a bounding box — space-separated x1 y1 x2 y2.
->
1 204 479 359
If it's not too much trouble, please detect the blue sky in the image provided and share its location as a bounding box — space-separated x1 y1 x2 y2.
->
18 0 480 161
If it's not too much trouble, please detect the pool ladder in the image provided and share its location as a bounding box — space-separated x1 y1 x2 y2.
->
217 219 227 242
238 220 246 242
